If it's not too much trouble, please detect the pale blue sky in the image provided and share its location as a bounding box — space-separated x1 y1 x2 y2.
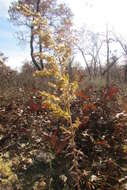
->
0 0 30 70
1 0 127 70
0 17 30 70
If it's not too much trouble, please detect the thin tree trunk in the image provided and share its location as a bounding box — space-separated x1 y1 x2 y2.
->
30 0 44 70
30 26 41 70
106 25 110 88
79 47 91 79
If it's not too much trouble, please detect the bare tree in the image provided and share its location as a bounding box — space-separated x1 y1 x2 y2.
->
115 35 127 82
75 25 123 85
75 27 104 79
105 25 110 87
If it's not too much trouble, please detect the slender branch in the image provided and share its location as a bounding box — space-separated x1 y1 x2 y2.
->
102 56 121 76
116 37 127 55
75 44 91 77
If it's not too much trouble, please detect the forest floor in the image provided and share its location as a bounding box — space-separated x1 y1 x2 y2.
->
0 85 127 189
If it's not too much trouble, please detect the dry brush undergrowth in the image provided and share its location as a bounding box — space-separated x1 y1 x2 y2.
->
1 80 127 189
